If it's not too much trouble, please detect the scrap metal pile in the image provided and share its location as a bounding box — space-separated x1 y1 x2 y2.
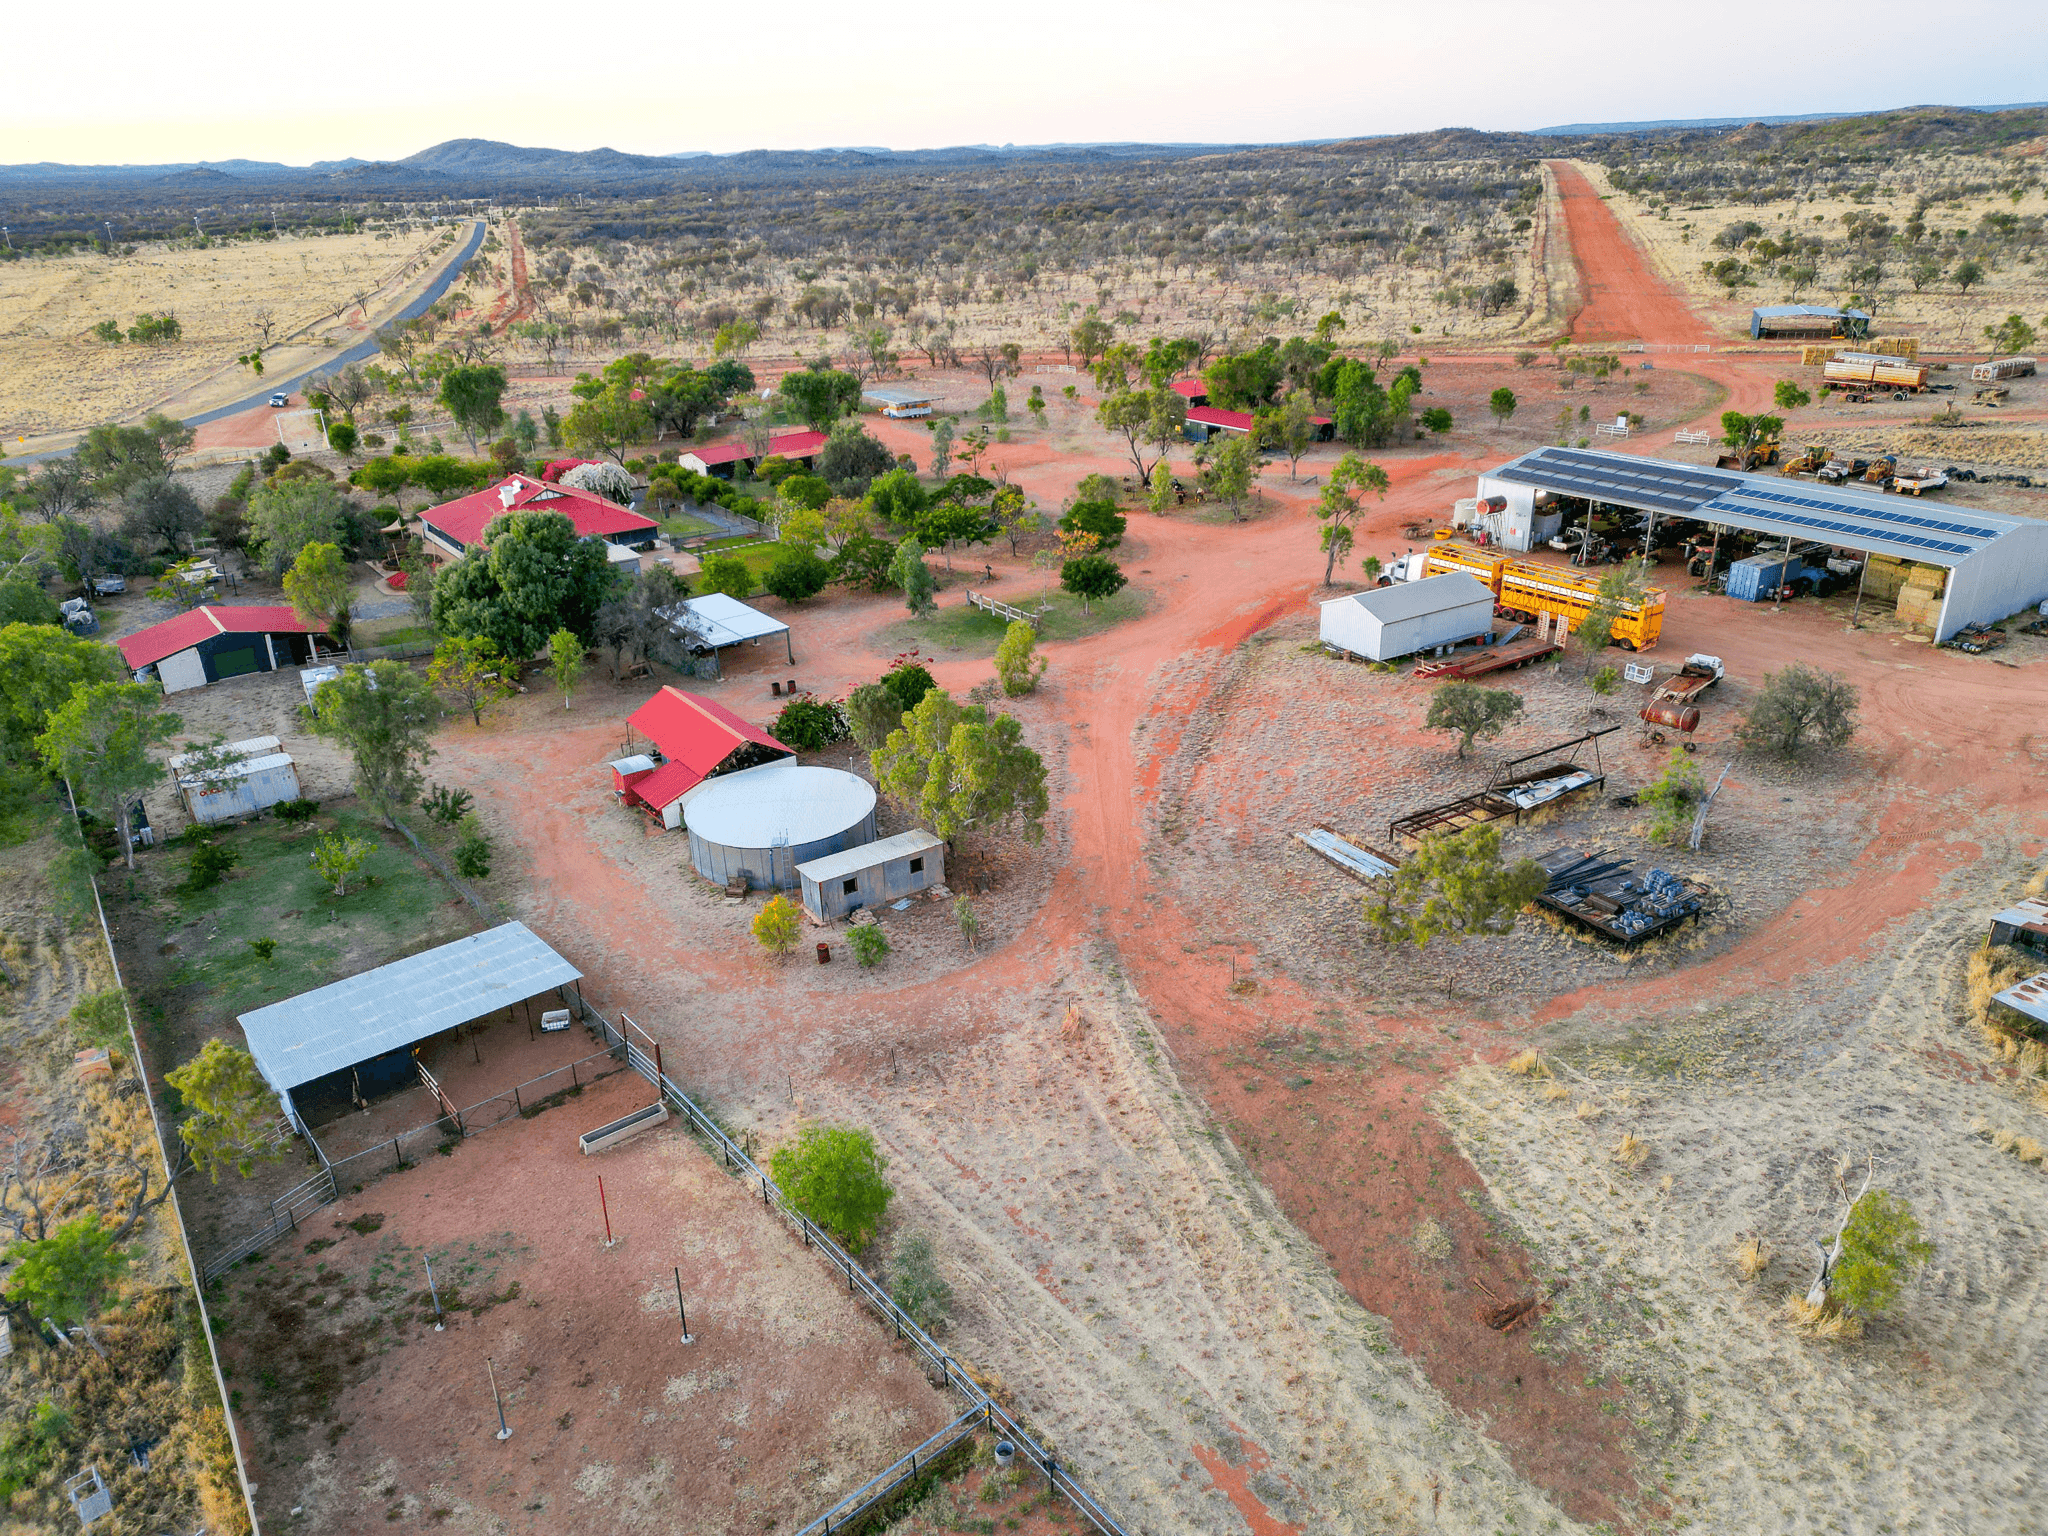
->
1535 846 1706 943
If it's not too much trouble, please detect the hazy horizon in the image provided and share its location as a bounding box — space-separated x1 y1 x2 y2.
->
7 0 2042 167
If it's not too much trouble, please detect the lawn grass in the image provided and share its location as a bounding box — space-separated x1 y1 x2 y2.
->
149 805 481 1040
876 585 1149 657
353 619 433 648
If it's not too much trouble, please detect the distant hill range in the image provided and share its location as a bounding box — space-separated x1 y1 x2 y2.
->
4 103 2044 196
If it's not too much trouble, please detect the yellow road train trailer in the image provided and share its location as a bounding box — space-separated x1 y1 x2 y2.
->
1497 561 1666 651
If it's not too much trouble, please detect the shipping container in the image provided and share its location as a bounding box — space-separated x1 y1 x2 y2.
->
1497 562 1666 651
1726 554 1809 602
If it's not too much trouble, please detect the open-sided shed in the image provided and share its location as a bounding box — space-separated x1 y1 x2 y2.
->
238 922 583 1130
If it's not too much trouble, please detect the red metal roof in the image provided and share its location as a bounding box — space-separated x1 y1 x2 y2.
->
624 687 791 808
541 458 598 483
422 476 656 552
1170 379 1207 401
683 429 830 471
117 605 317 670
1187 405 1256 432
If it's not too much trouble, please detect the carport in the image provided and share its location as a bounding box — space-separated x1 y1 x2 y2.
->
1476 447 2048 641
237 921 584 1132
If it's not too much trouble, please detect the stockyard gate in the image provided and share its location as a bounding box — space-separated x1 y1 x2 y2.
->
1474 447 2048 641
206 921 1134 1536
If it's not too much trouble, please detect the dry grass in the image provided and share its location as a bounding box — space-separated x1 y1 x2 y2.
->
1541 1081 1572 1103
1965 943 2039 1046
1505 1049 1551 1078
1573 1098 1606 1121
1410 1216 1454 1265
1610 1131 1650 1170
1734 1236 1773 1281
1783 1295 1865 1342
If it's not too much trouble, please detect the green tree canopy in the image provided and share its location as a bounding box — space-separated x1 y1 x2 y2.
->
762 546 831 604
1314 452 1390 584
1058 498 1126 550
36 681 178 869
165 1039 288 1182
77 414 194 497
1830 1190 1934 1316
4 1213 132 1330
0 624 122 766
770 1123 893 1253
282 541 353 647
1488 387 1518 427
1736 662 1858 757
874 689 1049 847
779 366 863 430
439 364 509 452
865 467 930 528
698 552 756 601
431 509 617 659
302 659 438 825
1424 681 1523 758
888 537 939 616
1364 822 1547 951
248 478 349 576
1060 553 1127 613
820 421 894 497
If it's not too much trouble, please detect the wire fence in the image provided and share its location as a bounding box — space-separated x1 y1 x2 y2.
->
576 1005 1132 1536
390 817 490 915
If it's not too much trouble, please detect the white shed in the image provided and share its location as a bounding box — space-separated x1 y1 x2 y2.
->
1319 573 1496 662
170 736 302 824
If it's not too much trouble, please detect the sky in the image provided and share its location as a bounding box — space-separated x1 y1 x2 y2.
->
6 0 2044 166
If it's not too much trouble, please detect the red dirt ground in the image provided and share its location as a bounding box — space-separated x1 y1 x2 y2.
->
217 1068 952 1534
1549 160 1714 346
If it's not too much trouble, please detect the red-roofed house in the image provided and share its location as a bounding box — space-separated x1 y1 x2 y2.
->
1183 404 1334 444
678 429 829 481
1169 378 1209 407
540 458 599 482
617 686 794 829
419 476 658 561
117 605 331 694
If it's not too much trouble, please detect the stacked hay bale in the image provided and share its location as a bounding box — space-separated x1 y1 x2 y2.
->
1892 561 1948 630
1801 344 1839 367
1870 336 1921 359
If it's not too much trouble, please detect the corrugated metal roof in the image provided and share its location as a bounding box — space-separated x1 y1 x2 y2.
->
1752 305 1871 320
238 921 581 1093
1485 446 2030 566
684 761 875 848
625 686 791 809
673 592 790 647
1324 572 1495 624
796 829 944 884
117 605 316 669
1994 971 2048 1028
169 736 280 771
863 387 939 407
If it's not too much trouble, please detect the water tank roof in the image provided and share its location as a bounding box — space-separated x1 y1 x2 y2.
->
683 761 876 849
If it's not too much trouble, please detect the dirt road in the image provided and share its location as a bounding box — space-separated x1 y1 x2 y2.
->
1547 161 1713 346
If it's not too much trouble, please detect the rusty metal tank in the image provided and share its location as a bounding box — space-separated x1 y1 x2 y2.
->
1639 701 1700 733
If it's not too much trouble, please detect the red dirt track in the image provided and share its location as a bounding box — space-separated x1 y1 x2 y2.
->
1549 160 1712 345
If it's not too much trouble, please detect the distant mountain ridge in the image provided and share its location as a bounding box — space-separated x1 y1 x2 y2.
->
1532 102 2048 135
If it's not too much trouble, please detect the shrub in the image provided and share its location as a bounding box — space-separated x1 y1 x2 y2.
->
699 552 756 600
849 922 890 969
1831 1190 1934 1317
994 620 1045 697
752 893 801 957
421 785 473 825
67 989 129 1049
769 1123 893 1251
272 797 321 823
890 1231 954 1332
182 840 240 893
1737 662 1858 757
246 938 277 962
772 696 850 752
1058 498 1126 550
453 816 492 879
1639 749 1706 846
1423 681 1522 757
1589 665 1619 696
881 661 938 715
310 831 373 896
762 545 832 604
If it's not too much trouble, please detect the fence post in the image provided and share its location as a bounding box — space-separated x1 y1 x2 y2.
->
514 1085 522 1115
571 1061 578 1091
391 1138 400 1170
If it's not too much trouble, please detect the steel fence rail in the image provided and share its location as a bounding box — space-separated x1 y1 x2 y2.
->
594 1011 1131 1536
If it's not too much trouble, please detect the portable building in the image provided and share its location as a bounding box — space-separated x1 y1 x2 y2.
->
864 387 939 419
170 736 302 824
797 829 946 921
1318 573 1496 662
1970 357 2036 382
1989 897 2048 957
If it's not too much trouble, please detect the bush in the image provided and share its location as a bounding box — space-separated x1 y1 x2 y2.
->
773 696 850 752
1639 749 1706 846
1737 662 1858 757
762 546 832 604
890 1231 954 1333
67 990 129 1050
995 620 1045 697
1424 681 1522 757
246 938 277 962
421 785 473 825
453 816 492 879
881 661 938 715
1589 664 1619 696
271 797 321 823
699 552 756 600
849 922 890 969
770 1123 893 1251
1058 498 1126 550
181 840 239 893
1831 1191 1933 1317
752 893 801 957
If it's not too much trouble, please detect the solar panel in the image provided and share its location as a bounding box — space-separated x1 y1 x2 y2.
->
1720 485 1999 541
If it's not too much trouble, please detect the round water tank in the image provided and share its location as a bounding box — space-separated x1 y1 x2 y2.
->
684 761 878 891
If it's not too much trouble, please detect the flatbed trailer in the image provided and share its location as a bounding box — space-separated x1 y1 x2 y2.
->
1410 634 1562 679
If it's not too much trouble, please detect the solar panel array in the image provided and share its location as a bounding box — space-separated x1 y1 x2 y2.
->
1489 447 2022 564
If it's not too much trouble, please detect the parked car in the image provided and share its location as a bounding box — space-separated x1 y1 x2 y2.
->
90 575 126 596
268 391 290 408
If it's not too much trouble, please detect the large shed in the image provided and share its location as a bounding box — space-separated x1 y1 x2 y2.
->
118 605 328 694
1475 446 2048 641
237 922 583 1129
797 829 946 921
1750 304 1871 340
1319 573 1496 661
684 760 878 891
668 591 795 678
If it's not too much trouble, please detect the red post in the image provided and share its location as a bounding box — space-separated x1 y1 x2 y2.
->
598 1176 614 1246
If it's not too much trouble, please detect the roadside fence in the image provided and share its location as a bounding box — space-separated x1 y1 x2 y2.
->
574 1003 1132 1536
391 818 489 916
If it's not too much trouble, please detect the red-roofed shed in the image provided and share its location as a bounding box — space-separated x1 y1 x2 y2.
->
620 686 794 829
419 476 657 560
1170 378 1209 406
678 428 831 481
117 605 329 694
